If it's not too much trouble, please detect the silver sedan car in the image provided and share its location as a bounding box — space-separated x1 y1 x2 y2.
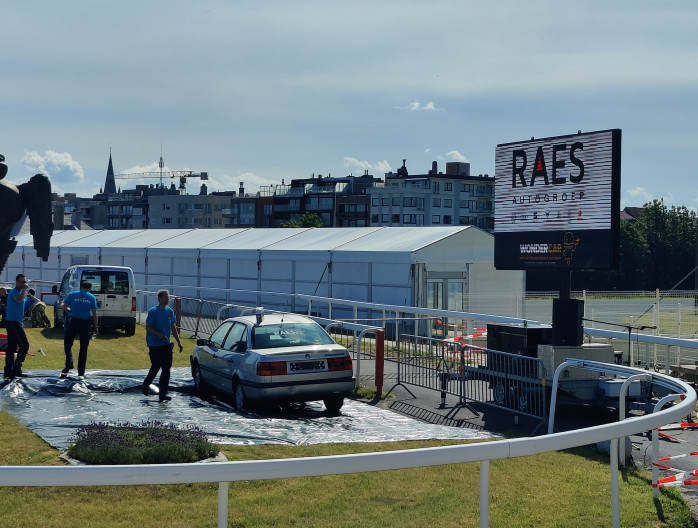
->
191 311 355 412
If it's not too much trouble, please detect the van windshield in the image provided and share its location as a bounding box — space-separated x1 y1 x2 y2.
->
81 271 130 295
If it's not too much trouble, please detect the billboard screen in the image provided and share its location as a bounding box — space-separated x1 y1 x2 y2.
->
494 129 621 270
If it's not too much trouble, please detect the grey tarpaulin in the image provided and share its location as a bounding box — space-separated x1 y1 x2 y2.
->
1 368 496 451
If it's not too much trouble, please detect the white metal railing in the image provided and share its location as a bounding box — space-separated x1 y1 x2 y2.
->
1 364 694 528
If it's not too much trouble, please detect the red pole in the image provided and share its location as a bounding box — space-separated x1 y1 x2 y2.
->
375 329 385 398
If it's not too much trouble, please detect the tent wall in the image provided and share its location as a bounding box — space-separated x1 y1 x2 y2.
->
3 228 524 321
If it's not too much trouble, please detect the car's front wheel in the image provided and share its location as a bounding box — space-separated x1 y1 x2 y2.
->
323 396 344 413
193 362 207 397
233 380 247 411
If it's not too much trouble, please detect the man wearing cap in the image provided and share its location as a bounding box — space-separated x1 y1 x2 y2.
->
61 281 99 379
4 274 36 379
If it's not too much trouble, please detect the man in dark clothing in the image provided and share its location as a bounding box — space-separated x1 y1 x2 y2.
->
4 274 32 379
61 281 98 379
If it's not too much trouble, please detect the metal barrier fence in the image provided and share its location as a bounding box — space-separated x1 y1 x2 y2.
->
135 288 698 378
397 335 547 419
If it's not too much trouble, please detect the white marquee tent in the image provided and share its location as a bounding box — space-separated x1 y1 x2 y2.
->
4 226 524 318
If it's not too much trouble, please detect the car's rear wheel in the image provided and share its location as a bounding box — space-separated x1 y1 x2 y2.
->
124 322 136 336
323 396 344 413
233 380 247 411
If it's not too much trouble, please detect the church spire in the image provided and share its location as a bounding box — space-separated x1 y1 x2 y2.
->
104 149 117 194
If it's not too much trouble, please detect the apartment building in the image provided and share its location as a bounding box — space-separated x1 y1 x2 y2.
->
368 160 494 231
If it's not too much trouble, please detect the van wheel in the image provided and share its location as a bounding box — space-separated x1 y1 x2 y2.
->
125 323 136 336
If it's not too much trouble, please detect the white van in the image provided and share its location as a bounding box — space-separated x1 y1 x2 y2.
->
53 265 137 335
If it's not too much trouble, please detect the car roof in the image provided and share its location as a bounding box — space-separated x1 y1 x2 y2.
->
225 312 318 327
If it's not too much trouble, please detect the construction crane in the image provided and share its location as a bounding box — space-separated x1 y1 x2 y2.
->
115 156 208 193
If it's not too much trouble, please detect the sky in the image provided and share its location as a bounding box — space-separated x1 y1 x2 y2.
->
3 1 698 210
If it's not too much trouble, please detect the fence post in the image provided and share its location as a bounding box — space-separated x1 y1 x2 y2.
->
677 303 682 366
375 329 385 398
218 481 228 528
174 297 182 335
193 299 203 339
480 459 490 528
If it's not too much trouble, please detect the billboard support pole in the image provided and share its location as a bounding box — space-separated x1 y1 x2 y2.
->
559 271 571 300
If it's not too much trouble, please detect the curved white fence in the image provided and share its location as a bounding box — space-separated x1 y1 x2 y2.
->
1 363 695 528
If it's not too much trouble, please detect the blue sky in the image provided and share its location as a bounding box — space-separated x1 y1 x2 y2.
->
3 1 698 210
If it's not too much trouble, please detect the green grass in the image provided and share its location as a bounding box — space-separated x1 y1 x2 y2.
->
0 310 695 527
17 307 193 372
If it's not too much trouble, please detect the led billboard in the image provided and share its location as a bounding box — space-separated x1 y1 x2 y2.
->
494 129 621 270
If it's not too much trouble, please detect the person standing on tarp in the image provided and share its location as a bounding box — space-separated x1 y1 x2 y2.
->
142 289 183 402
0 287 7 328
4 274 32 379
61 281 98 379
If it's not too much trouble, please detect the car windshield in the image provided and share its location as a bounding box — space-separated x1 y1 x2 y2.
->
252 323 335 349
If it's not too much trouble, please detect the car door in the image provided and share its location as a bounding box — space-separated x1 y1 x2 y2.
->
199 321 234 391
221 322 248 390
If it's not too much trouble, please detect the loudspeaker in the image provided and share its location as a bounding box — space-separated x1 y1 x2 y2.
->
552 298 584 346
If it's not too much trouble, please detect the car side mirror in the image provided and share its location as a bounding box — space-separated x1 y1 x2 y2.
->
51 285 58 293
196 338 208 347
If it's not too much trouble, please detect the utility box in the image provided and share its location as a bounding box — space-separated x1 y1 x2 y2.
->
538 344 614 381
487 323 552 357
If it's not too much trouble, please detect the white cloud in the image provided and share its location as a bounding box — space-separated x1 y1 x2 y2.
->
400 99 437 111
343 157 392 176
21 150 87 194
207 171 269 196
445 150 470 163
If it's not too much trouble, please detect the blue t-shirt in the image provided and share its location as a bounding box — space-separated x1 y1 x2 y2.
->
64 290 98 320
6 287 26 323
146 305 176 347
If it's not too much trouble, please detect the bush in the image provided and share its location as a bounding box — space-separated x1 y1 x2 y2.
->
67 421 219 465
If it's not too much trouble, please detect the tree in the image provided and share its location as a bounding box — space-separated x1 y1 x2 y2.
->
529 200 697 291
280 212 323 228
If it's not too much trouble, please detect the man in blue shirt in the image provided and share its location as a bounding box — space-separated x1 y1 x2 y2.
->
143 289 183 402
61 281 99 379
3 274 36 379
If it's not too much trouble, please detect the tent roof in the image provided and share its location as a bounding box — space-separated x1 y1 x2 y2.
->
17 226 486 255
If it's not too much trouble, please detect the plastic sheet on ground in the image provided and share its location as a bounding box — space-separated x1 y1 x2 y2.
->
1 368 496 451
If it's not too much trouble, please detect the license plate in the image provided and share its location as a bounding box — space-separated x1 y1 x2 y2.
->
289 360 326 372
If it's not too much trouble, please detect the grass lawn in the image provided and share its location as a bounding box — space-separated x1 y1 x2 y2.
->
0 311 694 527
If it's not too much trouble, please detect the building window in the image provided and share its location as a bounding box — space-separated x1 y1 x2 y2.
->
381 214 390 223
431 215 441 224
371 214 379 223
403 214 415 224
432 198 441 207
461 183 471 192
443 215 452 225
392 197 400 206
214 217 221 225
372 197 380 206
391 214 400 223
444 199 452 208
163 217 172 224
444 182 452 191
382 197 390 206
